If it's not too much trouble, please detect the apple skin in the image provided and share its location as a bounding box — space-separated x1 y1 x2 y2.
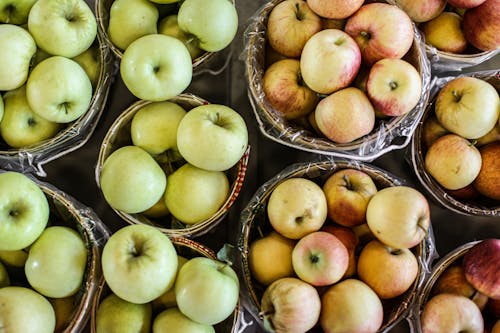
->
0 249 28 267
392 0 446 22
421 12 468 54
0 171 49 251
425 134 482 190
421 115 449 149
101 224 178 304
151 255 189 312
0 261 9 287
0 0 38 24
300 28 361 95
96 293 152 333
320 278 384 333
493 320 500 333
153 307 215 333
477 122 500 146
435 76 500 140
463 239 500 299
158 14 203 60
27 0 97 58
72 42 100 88
266 0 322 58
260 277 321 333
306 0 364 19
420 293 484 333
344 2 414 66
463 0 500 51
321 224 359 277
262 58 319 120
0 286 56 333
267 177 328 240
473 142 500 200
315 87 375 144
449 0 487 9
366 185 430 249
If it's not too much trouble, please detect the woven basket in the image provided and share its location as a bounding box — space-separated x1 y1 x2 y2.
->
245 0 432 161
237 159 436 333
95 94 250 238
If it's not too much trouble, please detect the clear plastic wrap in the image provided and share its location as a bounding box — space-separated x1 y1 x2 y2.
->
243 0 432 162
407 69 500 217
236 158 437 333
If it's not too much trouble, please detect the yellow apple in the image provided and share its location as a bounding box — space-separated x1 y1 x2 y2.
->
421 12 468 54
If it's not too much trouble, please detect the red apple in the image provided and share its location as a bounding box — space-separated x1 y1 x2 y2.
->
463 0 500 51
448 0 487 8
306 0 364 19
321 224 359 277
463 239 500 299
473 141 500 200
392 0 447 22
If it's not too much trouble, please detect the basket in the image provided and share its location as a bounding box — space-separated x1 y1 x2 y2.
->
95 94 250 238
244 0 432 161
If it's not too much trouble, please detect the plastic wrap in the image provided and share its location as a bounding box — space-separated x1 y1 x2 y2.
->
407 69 500 217
243 0 432 162
236 158 437 333
94 94 250 238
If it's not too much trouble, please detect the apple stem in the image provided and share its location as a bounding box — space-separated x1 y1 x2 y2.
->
389 81 398 90
388 247 403 255
294 2 304 20
451 90 462 102
342 174 353 190
360 31 371 40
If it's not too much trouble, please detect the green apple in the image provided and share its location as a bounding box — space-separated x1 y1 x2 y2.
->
26 56 93 123
0 261 10 287
175 257 239 325
120 34 192 101
150 0 181 4
0 171 49 251
27 0 97 58
72 42 100 88
177 0 238 52
165 163 229 225
30 48 52 69
1 85 61 148
0 286 56 333
176 104 248 171
0 0 38 24
96 293 152 333
0 249 28 267
158 14 203 59
0 24 36 91
101 224 178 304
131 101 187 155
108 0 158 51
25 226 87 298
99 145 167 214
153 307 215 333
152 255 189 312
0 93 4 123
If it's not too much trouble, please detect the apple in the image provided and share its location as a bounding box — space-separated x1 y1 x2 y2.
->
0 24 36 91
0 0 38 24
0 286 56 333
260 277 321 333
392 0 446 22
449 0 488 8
300 29 361 94
292 231 348 286
447 184 481 201
463 239 500 299
321 224 359 277
175 257 239 325
322 168 377 227
267 177 327 240
366 58 422 117
152 255 189 312
99 145 167 214
165 163 229 225
435 76 500 140
262 58 319 120
477 122 500 146
248 231 296 286
493 320 500 333
25 226 87 298
463 0 500 51
0 85 61 148
320 278 384 333
158 14 203 60
0 249 28 267
366 185 430 249
357 239 419 299
473 142 500 200
0 94 3 122
425 134 482 190
0 171 49 251
176 103 248 172
420 293 484 333
0 261 9 287
108 0 158 51
49 296 76 332
306 0 364 19
314 87 375 143
72 42 100 88
421 115 449 149
153 307 215 333
141 192 169 218
421 12 468 54
344 2 414 66
120 34 193 102
177 0 238 52
96 293 152 333
266 0 321 58
27 0 97 58
26 56 93 123
130 101 187 156
352 222 376 246
101 224 178 304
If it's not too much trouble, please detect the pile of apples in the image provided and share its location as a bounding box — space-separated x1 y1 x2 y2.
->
0 171 93 332
419 239 500 333
0 0 101 149
261 0 424 144
421 75 500 204
94 224 240 332
246 167 432 332
393 0 500 54
98 98 249 228
102 0 238 101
